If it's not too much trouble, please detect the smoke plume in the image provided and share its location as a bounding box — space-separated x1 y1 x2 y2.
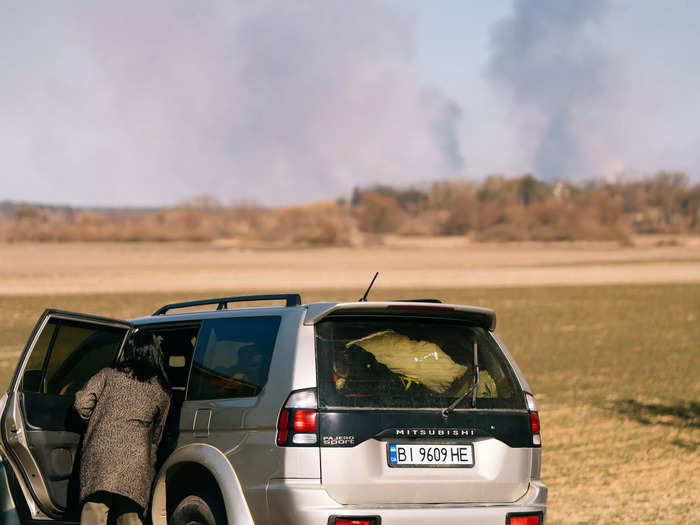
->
0 1 463 206
487 0 612 180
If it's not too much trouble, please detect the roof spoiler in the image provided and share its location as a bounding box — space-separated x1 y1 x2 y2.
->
303 301 496 331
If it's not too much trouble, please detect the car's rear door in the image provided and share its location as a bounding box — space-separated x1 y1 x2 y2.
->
1 309 131 520
314 311 536 505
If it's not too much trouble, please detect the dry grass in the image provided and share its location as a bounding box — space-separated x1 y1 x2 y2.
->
4 172 699 245
0 200 360 245
542 400 699 523
0 242 699 523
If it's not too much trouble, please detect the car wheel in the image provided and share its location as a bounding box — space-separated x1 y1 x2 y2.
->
170 494 226 525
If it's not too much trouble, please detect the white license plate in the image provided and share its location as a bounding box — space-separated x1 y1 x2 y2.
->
388 444 474 467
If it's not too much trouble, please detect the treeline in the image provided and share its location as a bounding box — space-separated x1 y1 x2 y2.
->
349 171 700 242
2 172 699 244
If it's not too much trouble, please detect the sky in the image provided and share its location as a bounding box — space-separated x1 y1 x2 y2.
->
1 0 700 207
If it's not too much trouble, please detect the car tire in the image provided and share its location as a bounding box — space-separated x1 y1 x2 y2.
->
170 494 226 525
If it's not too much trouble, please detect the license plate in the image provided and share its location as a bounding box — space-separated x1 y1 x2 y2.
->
387 444 474 467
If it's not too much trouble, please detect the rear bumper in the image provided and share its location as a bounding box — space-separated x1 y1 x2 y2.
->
266 478 547 525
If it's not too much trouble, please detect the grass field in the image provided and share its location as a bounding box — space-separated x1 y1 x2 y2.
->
1 283 698 524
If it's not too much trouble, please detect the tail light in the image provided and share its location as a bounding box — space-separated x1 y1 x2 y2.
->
526 393 541 446
330 518 380 525
387 304 453 311
277 388 318 446
506 512 543 524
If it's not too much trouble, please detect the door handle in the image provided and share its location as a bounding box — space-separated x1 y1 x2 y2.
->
193 409 212 438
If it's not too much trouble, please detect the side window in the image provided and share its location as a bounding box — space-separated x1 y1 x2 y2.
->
21 318 127 396
21 320 58 392
187 316 281 400
141 324 201 392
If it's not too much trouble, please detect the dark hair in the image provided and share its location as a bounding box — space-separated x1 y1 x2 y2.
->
116 330 169 389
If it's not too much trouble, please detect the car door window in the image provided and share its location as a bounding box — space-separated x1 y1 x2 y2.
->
21 320 58 392
187 316 281 400
21 318 126 396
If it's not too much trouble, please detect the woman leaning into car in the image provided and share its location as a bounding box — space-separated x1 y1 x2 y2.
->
74 330 171 525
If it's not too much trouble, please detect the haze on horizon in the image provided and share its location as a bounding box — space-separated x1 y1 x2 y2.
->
1 0 699 208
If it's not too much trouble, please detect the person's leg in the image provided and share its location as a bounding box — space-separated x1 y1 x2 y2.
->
115 511 142 525
80 493 110 525
112 495 143 525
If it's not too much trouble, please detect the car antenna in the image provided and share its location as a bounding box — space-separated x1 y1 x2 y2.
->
359 272 379 302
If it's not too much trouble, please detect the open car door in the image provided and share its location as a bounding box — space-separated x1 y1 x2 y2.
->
1 309 131 521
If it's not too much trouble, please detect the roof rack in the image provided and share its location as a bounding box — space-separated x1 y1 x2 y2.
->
153 293 302 315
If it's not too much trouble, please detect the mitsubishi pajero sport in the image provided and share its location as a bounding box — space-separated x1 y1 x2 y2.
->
0 294 547 525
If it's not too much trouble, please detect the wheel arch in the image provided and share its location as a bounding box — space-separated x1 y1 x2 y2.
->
151 443 254 525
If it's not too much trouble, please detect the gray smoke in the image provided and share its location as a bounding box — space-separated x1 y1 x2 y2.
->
487 0 611 180
0 0 463 207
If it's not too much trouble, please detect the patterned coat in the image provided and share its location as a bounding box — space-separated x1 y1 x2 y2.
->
74 367 171 510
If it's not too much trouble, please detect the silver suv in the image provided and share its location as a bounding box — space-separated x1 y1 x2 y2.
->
1 294 547 525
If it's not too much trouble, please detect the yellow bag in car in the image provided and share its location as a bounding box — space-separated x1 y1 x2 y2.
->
347 330 468 394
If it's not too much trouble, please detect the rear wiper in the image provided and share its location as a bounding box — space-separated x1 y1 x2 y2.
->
442 340 479 417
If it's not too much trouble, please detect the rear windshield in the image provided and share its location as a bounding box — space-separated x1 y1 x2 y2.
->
315 317 524 410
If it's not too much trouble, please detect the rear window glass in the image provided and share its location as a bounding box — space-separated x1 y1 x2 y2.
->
315 317 524 409
187 316 281 400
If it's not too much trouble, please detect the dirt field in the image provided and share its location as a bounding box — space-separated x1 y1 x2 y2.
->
1 240 699 524
2 237 700 295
